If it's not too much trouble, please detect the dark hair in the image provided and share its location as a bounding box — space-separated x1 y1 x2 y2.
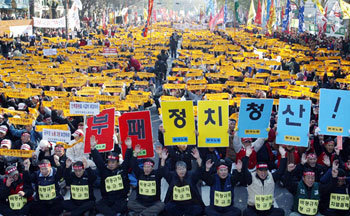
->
39 159 51 165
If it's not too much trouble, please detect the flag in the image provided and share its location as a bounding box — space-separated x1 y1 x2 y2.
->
282 0 290 32
313 0 324 15
265 0 271 25
206 0 214 16
316 6 328 36
224 0 228 24
247 0 256 26
209 6 225 31
267 0 276 33
340 0 350 19
234 0 241 24
255 0 262 24
261 0 266 26
143 0 154 37
298 0 305 33
330 1 342 34
143 8 148 19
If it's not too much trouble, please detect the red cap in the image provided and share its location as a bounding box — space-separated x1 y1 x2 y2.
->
241 138 253 143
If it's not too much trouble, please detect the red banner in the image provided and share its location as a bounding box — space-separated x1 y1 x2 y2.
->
255 0 262 24
209 6 225 31
119 111 154 159
84 108 115 154
143 0 154 37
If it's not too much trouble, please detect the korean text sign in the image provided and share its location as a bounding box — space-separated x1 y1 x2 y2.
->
198 100 229 147
119 111 154 159
161 101 196 146
70 102 100 115
42 129 71 143
238 99 273 138
276 99 311 147
84 108 115 153
319 89 350 136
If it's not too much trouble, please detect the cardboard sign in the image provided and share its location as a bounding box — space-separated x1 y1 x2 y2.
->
161 101 196 146
43 49 57 56
329 193 350 210
84 108 115 153
173 185 192 201
139 180 156 196
197 100 229 147
214 191 231 207
43 129 71 143
298 199 318 215
119 111 154 159
238 99 273 138
8 194 27 210
255 194 273 211
38 184 56 200
105 175 124 192
319 89 350 136
71 185 89 200
103 48 118 55
276 99 311 147
70 102 100 115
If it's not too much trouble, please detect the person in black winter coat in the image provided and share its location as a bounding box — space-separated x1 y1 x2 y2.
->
90 135 133 216
63 159 97 216
154 54 168 87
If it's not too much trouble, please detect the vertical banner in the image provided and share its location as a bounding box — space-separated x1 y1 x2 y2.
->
319 89 350 136
276 99 311 147
161 101 196 146
238 99 273 138
143 0 154 37
197 100 229 148
84 108 115 153
119 111 154 159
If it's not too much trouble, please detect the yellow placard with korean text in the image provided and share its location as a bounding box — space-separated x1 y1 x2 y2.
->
71 185 89 200
173 185 192 201
0 149 34 158
8 194 27 210
255 194 273 211
38 184 56 200
197 100 229 147
329 193 350 210
139 180 156 196
214 191 231 207
298 199 318 215
161 101 196 146
105 175 124 192
8 118 33 126
35 124 69 132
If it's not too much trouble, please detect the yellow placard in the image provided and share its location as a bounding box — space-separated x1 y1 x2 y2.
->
8 194 27 210
298 199 318 215
214 191 231 207
329 193 350 210
139 180 156 196
173 185 192 201
71 185 89 200
35 124 69 132
197 100 229 147
327 126 343 133
38 184 56 200
255 194 273 211
0 149 34 158
161 101 196 146
8 118 33 126
105 175 124 192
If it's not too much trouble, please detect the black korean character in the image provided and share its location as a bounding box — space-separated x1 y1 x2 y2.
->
282 104 305 127
204 107 222 126
92 114 109 135
169 109 186 128
127 119 145 139
246 102 264 120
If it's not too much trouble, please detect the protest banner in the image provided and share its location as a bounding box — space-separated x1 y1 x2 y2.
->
197 100 229 147
119 111 154 159
161 101 196 146
84 108 115 153
319 88 350 136
238 99 273 138
70 102 100 115
42 129 71 143
276 98 311 147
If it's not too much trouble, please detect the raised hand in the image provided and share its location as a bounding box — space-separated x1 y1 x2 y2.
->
125 137 132 148
245 145 253 157
323 156 331 167
301 153 307 165
191 148 200 160
134 144 141 156
161 148 168 160
53 155 60 166
90 135 97 150
66 158 72 168
205 159 214 171
23 159 31 171
279 146 286 158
